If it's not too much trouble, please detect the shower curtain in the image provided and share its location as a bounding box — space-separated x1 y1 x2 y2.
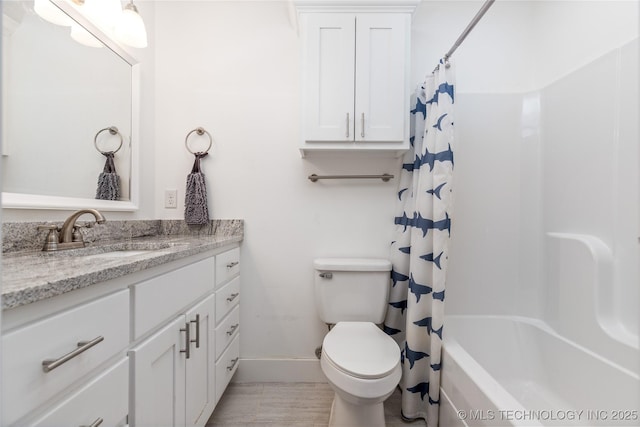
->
384 60 455 426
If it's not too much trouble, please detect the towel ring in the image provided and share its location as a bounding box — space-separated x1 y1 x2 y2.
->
185 127 213 155
94 126 123 154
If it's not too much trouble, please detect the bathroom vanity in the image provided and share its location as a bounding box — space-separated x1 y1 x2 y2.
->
1 220 243 427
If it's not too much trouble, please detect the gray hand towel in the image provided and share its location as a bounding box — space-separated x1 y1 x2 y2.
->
185 152 209 225
96 152 120 200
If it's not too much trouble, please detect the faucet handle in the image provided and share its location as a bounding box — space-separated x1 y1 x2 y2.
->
37 225 60 251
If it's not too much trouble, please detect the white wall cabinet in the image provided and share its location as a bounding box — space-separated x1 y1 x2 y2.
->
297 2 418 156
2 244 240 427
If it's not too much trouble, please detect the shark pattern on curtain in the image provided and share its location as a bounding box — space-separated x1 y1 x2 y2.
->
384 60 455 427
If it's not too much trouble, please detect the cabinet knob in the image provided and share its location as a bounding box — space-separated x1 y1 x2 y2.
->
226 261 239 269
226 292 239 302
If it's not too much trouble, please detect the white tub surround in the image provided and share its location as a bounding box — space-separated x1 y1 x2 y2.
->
440 316 639 427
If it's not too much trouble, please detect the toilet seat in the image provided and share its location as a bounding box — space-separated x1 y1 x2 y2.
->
322 322 400 380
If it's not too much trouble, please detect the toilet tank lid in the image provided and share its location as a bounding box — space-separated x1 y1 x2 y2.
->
313 258 392 272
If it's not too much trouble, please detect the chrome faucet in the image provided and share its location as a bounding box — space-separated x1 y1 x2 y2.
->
38 209 106 251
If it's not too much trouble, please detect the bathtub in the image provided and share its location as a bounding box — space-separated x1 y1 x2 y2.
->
439 315 640 427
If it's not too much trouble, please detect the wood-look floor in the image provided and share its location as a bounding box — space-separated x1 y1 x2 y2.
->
207 382 427 427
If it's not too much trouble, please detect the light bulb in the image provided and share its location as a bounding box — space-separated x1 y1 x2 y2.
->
70 23 103 48
114 2 148 48
34 0 73 26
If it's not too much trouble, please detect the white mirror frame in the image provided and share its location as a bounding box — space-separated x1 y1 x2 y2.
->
2 0 140 211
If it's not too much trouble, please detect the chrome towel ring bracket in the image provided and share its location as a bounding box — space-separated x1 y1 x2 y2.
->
185 127 213 155
94 126 123 154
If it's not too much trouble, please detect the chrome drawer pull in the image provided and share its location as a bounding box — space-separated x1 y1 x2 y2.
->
226 324 239 336
361 113 365 138
80 417 103 427
42 336 104 373
180 323 191 359
226 293 239 302
190 314 200 349
226 357 239 371
226 261 239 269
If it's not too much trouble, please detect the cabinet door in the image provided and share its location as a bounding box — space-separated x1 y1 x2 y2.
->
129 317 186 427
302 13 356 141
355 14 408 142
184 294 216 427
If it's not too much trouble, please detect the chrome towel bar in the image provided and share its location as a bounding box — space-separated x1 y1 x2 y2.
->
308 173 394 183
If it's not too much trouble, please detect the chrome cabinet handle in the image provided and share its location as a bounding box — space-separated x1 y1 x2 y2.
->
180 323 190 359
346 113 350 138
226 323 239 336
226 292 239 302
226 261 239 269
361 113 365 138
318 272 333 279
42 336 104 373
190 314 200 349
226 357 239 371
80 417 103 427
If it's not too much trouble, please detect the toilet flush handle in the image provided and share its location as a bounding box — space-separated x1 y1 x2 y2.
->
319 272 333 279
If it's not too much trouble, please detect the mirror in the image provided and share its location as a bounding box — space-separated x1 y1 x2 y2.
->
1 0 139 210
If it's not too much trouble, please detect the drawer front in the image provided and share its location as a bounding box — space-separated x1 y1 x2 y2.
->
215 334 240 404
2 290 129 426
133 257 215 339
30 358 129 427
215 247 240 288
215 276 240 324
214 305 240 360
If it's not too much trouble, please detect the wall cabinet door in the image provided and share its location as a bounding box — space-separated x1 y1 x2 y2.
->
184 294 216 427
303 13 356 142
129 317 186 427
354 14 407 142
302 13 408 144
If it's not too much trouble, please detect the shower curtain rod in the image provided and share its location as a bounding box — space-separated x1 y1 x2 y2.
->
443 0 496 62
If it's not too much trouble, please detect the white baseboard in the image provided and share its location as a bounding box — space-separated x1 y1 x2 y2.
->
232 358 327 383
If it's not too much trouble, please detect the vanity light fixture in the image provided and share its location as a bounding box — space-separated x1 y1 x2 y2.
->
114 0 148 48
82 0 122 31
70 22 103 48
33 0 74 26
36 0 148 49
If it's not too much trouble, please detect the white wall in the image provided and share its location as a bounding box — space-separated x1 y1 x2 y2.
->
152 0 638 379
153 1 400 379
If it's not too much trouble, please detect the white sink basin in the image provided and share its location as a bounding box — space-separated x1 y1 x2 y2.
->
82 250 153 259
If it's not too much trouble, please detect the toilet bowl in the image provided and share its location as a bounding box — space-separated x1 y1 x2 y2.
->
313 258 398 426
320 322 401 427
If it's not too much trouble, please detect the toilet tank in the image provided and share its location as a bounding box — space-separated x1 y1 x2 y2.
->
314 258 392 324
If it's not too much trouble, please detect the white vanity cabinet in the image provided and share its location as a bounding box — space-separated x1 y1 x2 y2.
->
129 257 217 427
297 2 418 157
129 246 240 427
213 247 241 404
1 289 130 427
2 242 241 427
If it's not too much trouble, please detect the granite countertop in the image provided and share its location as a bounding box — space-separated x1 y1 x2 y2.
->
2 220 243 310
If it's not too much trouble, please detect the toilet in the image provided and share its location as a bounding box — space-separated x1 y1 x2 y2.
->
314 258 401 427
